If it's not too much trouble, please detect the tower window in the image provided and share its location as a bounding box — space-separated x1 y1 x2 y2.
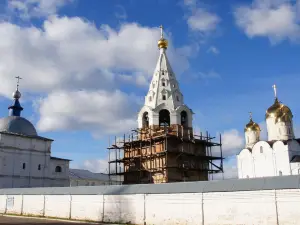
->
176 96 179 101
181 111 188 127
142 112 149 128
162 95 166 100
22 163 26 170
55 166 62 173
38 164 41 170
162 71 164 75
260 146 263 153
173 84 175 88
148 96 152 102
159 109 170 127
162 81 166 86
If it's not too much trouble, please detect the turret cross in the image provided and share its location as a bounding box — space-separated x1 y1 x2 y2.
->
272 84 277 98
15 76 22 90
249 111 252 120
159 25 164 38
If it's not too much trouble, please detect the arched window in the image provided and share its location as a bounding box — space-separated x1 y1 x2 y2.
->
161 79 166 86
159 109 170 127
142 112 149 128
55 166 62 173
38 164 41 170
22 163 26 170
176 96 179 101
181 111 188 127
162 95 166 100
260 146 263 153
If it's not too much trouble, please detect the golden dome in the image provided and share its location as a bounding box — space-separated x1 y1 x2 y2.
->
158 25 168 49
158 38 168 49
245 118 260 132
265 98 293 122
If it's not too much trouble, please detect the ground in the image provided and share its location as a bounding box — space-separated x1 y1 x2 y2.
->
0 215 121 225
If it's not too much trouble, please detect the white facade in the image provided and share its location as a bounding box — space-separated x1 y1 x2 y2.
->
237 89 300 179
137 27 193 129
0 86 70 188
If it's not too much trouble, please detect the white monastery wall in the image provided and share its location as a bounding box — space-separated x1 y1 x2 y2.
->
0 179 300 225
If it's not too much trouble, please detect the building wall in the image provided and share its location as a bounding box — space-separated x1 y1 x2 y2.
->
0 134 69 188
238 140 300 179
2 187 300 224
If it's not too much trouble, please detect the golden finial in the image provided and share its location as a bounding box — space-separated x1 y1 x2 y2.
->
272 84 277 99
158 25 168 49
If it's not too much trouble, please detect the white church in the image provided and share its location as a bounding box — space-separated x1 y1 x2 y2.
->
0 79 70 188
237 85 300 178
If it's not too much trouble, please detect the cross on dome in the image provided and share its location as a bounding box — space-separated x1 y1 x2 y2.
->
15 76 22 90
272 84 277 98
160 25 164 39
249 111 252 120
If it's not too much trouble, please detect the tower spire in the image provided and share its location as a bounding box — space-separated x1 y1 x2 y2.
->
8 76 23 116
249 111 253 121
158 25 168 49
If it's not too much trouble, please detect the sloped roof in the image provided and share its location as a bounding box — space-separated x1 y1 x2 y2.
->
69 169 113 181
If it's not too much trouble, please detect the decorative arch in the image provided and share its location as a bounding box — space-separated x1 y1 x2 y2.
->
142 112 149 128
159 109 170 127
180 110 188 127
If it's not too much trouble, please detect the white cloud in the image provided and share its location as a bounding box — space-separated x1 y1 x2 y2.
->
8 0 72 19
187 8 220 33
0 17 189 98
207 46 219 55
183 0 220 34
212 157 238 180
198 70 221 80
0 16 191 135
36 89 140 135
234 0 300 44
220 129 244 157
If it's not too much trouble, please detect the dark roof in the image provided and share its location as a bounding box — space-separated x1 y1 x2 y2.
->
2 174 300 195
50 156 72 161
69 169 110 181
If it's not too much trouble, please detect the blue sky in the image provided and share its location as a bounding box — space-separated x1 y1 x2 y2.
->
0 0 300 178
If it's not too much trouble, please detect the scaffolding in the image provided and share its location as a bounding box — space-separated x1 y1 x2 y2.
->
107 125 224 184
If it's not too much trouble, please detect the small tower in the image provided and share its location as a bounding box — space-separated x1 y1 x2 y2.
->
266 84 294 141
138 25 193 130
8 76 24 117
244 112 260 149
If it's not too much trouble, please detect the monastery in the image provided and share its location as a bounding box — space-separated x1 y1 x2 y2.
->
237 85 300 178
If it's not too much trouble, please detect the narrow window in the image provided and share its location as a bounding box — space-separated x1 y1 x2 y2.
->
260 146 263 153
38 164 41 170
162 71 164 75
22 163 26 170
162 95 166 100
172 84 175 88
162 81 166 86
55 166 62 173
148 96 152 102
176 96 179 101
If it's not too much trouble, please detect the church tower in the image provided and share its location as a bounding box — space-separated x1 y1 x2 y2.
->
107 25 223 185
138 25 193 130
244 112 260 149
266 85 294 141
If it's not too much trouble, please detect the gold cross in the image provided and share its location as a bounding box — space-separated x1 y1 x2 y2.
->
159 25 164 38
249 112 252 120
272 84 277 98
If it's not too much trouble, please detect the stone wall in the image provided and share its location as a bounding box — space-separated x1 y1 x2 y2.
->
1 175 300 224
